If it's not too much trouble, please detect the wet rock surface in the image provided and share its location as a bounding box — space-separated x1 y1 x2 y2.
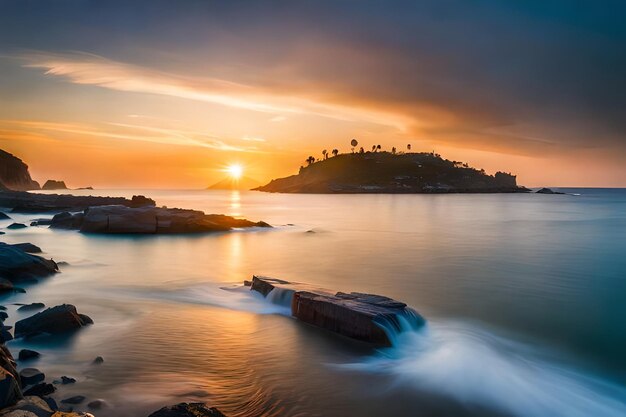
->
0 244 58 283
250 275 424 345
15 305 93 339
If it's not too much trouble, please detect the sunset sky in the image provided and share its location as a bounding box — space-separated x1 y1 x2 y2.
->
0 1 625 188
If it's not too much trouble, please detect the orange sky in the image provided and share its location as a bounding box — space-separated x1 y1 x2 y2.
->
1 3 625 188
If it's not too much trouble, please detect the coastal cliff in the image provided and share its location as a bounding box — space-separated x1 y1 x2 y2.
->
255 152 528 194
0 150 40 191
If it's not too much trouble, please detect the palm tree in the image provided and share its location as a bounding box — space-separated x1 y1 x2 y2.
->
359 147 364 154
322 149 328 160
391 147 396 154
332 148 339 157
372 145 376 152
407 144 411 151
376 144 381 152
306 156 315 166
350 139 358 153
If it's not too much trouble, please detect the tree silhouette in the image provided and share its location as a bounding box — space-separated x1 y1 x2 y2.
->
350 139 358 153
332 148 339 157
359 147 364 154
322 149 328 160
407 144 411 151
306 156 315 166
376 144 381 152
372 145 376 152
391 147 396 154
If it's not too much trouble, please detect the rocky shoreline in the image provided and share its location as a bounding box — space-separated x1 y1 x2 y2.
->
0 190 277 416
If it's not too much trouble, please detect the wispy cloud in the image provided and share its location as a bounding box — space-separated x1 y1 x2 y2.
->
0 119 260 152
13 51 412 131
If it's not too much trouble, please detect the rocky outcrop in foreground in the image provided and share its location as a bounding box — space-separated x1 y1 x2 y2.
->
249 276 424 345
0 192 155 213
50 205 271 234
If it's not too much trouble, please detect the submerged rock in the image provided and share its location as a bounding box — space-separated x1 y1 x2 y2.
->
50 205 271 234
0 243 58 283
87 399 107 410
6 223 26 230
91 357 103 365
9 244 42 254
250 276 424 346
15 305 93 338
60 396 85 405
17 303 45 312
148 402 227 417
58 376 76 385
18 350 40 361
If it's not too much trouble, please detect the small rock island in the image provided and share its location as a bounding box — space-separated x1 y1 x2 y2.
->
255 150 529 193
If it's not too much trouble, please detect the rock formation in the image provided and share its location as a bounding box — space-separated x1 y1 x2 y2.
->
0 192 155 213
14 304 93 338
249 276 424 345
41 180 68 190
255 152 529 194
50 205 271 234
0 150 40 191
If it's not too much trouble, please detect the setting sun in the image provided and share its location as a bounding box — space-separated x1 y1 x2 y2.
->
226 164 243 180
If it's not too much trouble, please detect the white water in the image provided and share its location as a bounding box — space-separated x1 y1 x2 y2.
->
341 320 626 417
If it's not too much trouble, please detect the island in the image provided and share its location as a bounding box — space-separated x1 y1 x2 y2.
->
255 151 529 193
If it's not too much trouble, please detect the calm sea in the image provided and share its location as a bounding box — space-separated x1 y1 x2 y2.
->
2 188 625 417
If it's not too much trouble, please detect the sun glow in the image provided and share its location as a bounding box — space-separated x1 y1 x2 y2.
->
226 164 244 180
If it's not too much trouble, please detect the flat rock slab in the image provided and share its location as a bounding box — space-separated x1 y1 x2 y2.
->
51 205 271 234
250 276 424 345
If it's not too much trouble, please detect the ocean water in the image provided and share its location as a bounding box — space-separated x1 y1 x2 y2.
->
1 188 625 417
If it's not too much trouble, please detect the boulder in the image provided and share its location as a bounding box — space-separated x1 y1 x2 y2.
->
17 350 40 361
41 180 67 191
0 366 22 409
1 327 14 343
22 383 55 397
250 276 425 346
17 304 45 312
50 205 271 234
0 243 58 282
86 399 106 410
50 412 94 417
19 369 44 386
148 403 227 417
0 346 19 384
0 212 10 220
10 244 42 254
0 396 55 417
15 305 93 338
6 223 26 230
